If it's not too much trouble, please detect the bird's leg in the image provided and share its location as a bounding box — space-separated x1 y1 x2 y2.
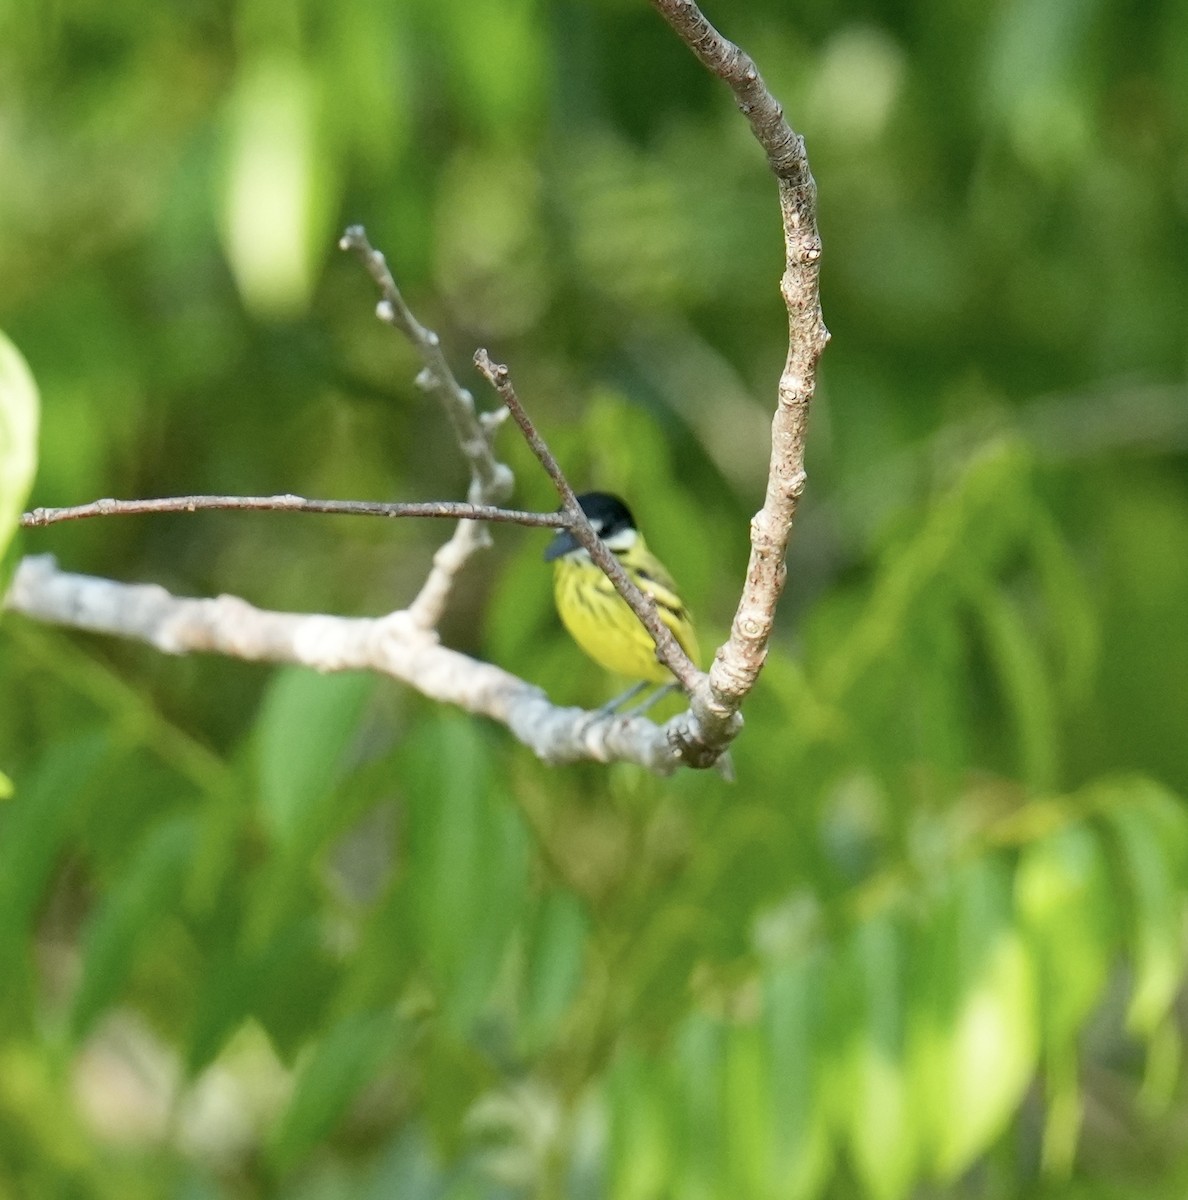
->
621 682 678 717
595 680 652 716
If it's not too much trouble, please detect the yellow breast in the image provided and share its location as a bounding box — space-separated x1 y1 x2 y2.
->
552 557 699 684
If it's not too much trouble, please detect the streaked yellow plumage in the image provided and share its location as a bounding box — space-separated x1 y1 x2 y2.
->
545 492 699 686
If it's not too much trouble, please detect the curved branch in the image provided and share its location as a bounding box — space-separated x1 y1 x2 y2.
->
650 0 828 764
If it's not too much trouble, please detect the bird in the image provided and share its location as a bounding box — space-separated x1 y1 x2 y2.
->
544 491 699 712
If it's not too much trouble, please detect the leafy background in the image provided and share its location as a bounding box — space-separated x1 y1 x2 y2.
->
2 0 1188 1197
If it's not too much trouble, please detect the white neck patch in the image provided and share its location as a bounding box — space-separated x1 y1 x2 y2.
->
601 527 638 552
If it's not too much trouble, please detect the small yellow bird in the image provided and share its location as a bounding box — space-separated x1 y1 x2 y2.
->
544 492 699 708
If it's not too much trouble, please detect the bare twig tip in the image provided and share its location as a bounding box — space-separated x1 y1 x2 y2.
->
339 225 366 251
473 350 508 385
481 406 512 433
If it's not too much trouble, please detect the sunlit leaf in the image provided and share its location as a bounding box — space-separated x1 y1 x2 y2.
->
220 54 338 319
608 1044 679 1200
843 909 919 1200
0 328 39 569
912 856 1039 1180
1100 780 1188 1038
723 1022 774 1200
763 948 834 1200
1016 820 1116 1049
1015 819 1116 1173
431 0 545 137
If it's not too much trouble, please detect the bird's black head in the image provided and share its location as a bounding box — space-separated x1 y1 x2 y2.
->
543 492 637 561
575 492 636 538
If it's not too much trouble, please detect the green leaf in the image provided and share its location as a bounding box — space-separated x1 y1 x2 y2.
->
672 1013 726 1199
820 440 1031 704
402 715 528 1032
762 948 834 1200
1015 820 1117 1173
723 1022 774 1200
247 668 373 946
0 328 39 567
911 856 1039 1181
270 1007 401 1172
969 583 1059 794
255 667 373 850
1027 509 1098 701
220 54 338 319
1099 780 1188 1038
70 816 195 1040
1016 821 1116 1048
519 888 588 1052
421 1031 492 1156
607 1044 678 1200
843 909 918 1200
187 917 339 1073
0 735 107 1004
338 877 419 1014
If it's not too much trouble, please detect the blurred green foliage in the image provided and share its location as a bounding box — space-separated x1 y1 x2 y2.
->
2 0 1188 1196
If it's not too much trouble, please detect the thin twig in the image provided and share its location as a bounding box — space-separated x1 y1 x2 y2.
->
473 349 702 695
21 495 568 530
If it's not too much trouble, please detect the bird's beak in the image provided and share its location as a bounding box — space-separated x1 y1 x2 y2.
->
543 527 580 562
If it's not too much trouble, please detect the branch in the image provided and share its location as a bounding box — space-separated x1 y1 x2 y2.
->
649 0 828 764
6 556 692 774
339 224 514 628
20 495 568 530
473 350 702 695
